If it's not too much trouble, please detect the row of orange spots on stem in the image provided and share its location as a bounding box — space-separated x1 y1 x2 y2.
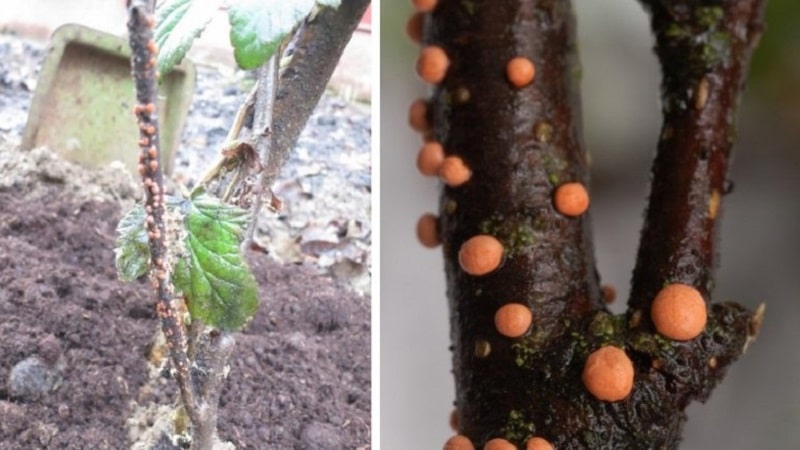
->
146 40 158 55
414 181 589 249
406 2 620 446
458 235 533 337
134 98 160 177
417 142 444 176
440 156 471 187
408 99 430 133
407 13 424 44
417 46 450 84
133 103 156 116
443 434 554 450
140 123 156 136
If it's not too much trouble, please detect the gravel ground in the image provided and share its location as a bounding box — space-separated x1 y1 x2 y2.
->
0 32 372 295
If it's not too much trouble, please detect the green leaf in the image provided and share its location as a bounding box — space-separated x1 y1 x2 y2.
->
173 194 258 331
228 0 317 70
155 0 224 75
114 204 150 282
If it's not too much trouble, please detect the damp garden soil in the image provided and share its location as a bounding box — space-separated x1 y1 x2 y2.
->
0 35 370 449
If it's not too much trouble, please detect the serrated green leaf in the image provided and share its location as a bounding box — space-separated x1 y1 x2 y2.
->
228 0 316 70
115 204 150 282
173 194 258 331
155 0 224 75
155 0 190 44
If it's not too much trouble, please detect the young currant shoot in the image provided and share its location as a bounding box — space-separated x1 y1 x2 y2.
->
117 0 345 447
409 0 766 448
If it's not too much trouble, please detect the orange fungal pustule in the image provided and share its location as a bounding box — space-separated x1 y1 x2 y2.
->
406 12 424 44
554 182 590 217
651 283 707 341
459 235 504 276
440 156 472 187
506 57 536 88
582 345 634 401
601 284 617 304
417 142 445 176
417 46 450 84
494 303 533 338
408 99 430 133
416 213 440 248
444 434 475 450
412 0 437 13
525 437 554 450
484 438 516 450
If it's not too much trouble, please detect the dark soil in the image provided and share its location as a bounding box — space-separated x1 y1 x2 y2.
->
0 33 370 450
0 185 369 449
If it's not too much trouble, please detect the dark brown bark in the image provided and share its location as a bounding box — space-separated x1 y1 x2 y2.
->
263 0 371 187
423 0 765 448
630 0 767 312
127 0 196 427
129 3 239 449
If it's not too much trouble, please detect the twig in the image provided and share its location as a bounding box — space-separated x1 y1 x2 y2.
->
243 54 280 247
630 0 768 313
127 0 198 428
429 1 602 445
193 83 258 193
263 0 371 188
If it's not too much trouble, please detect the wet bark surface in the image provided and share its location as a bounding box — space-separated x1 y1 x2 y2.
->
422 0 765 447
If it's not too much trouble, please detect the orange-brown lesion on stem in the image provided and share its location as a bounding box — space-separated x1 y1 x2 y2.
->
127 0 199 433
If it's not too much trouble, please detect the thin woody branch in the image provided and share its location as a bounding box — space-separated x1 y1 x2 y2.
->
630 1 767 312
420 0 602 446
127 0 200 438
245 54 280 246
263 0 371 188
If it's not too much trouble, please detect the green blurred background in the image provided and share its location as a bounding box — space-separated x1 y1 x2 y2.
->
381 1 800 448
